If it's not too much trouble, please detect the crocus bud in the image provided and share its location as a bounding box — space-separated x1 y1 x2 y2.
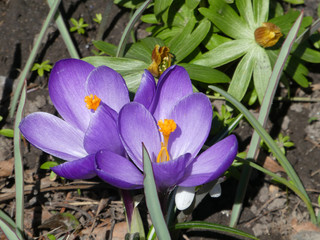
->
254 22 283 48
148 45 173 77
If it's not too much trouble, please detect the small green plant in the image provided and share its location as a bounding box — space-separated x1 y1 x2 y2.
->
261 133 294 155
216 104 236 126
93 13 102 24
70 17 89 35
31 60 53 77
0 116 14 138
40 159 65 181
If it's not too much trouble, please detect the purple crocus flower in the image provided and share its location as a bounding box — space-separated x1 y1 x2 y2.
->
19 59 130 179
95 66 238 195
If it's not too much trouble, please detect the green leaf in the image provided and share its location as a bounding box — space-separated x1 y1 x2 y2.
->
236 0 255 30
200 0 252 39
143 144 171 240
154 0 173 20
227 49 256 101
169 19 211 63
178 63 230 84
292 43 320 63
253 46 272 103
205 33 232 50
0 218 20 240
186 0 200 10
93 41 117 56
175 221 258 240
192 39 254 67
253 0 269 25
0 129 14 138
141 14 158 24
283 0 304 4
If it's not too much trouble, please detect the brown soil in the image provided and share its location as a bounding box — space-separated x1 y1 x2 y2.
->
1 0 320 239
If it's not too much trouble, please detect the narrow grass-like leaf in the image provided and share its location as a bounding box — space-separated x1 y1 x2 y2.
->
178 63 230 84
200 0 252 39
0 218 20 240
116 0 152 57
227 49 256 102
192 39 254 67
228 11 315 227
14 81 27 239
253 0 269 25
209 85 316 225
143 144 171 240
10 0 61 117
47 0 79 59
175 221 258 240
0 210 16 229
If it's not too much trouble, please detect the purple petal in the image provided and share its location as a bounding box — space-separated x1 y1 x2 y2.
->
49 59 95 132
19 112 87 161
178 135 238 187
51 154 96 179
152 153 191 190
84 103 125 156
86 66 130 113
168 93 213 159
134 70 156 109
149 65 193 120
119 102 161 170
95 150 144 189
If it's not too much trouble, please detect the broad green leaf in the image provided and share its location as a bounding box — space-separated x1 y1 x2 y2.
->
253 0 269 25
253 46 272 103
178 63 230 83
169 19 211 62
0 219 20 240
192 39 254 67
186 0 200 9
175 221 258 240
236 0 255 30
93 41 117 56
286 56 309 87
200 0 252 39
154 0 173 20
228 49 256 101
83 56 148 75
205 33 232 50
143 145 171 240
141 14 158 24
155 27 181 41
123 71 146 93
292 43 320 63
0 129 14 138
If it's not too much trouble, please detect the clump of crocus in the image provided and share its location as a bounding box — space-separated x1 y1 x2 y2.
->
95 65 238 208
19 59 130 179
147 45 173 77
254 22 283 48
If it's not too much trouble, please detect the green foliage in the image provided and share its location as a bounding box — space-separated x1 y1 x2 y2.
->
40 159 64 181
70 17 89 35
0 128 14 138
93 13 102 24
31 60 53 77
261 133 295 155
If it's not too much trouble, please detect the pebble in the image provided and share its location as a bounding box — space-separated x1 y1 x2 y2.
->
291 231 320 240
267 198 286 211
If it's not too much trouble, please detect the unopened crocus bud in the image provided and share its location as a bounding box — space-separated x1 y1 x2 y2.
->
148 45 173 77
254 22 283 48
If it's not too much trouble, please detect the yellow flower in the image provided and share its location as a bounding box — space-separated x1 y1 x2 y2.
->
254 22 283 48
148 45 173 77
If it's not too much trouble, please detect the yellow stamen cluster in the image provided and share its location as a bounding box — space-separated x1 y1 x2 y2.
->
156 119 177 163
254 22 283 48
84 94 101 111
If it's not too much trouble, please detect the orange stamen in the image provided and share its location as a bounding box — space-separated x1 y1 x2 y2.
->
157 119 176 163
84 94 101 111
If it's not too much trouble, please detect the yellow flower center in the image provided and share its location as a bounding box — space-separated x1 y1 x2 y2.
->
156 119 177 163
84 94 101 111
